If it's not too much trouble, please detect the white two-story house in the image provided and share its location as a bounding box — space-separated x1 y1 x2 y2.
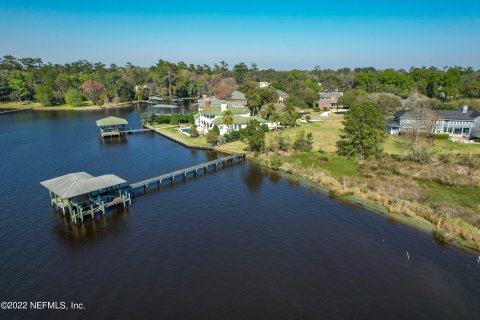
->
195 97 267 135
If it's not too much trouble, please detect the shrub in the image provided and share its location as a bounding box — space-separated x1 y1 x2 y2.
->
205 131 219 145
305 115 311 122
154 114 194 124
189 124 199 137
260 123 269 132
224 130 241 142
269 153 282 170
267 133 291 152
434 133 449 139
292 131 314 152
169 117 179 125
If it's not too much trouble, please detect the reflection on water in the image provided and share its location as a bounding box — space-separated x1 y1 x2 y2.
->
242 164 264 192
52 207 130 246
98 135 129 145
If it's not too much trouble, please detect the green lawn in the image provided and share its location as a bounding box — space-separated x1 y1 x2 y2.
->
220 118 345 154
281 152 358 178
421 180 480 209
216 141 245 154
155 126 211 147
384 135 480 155
269 119 344 153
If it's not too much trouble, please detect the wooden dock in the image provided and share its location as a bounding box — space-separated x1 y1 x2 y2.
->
125 128 152 134
100 128 152 138
130 153 246 194
42 155 246 224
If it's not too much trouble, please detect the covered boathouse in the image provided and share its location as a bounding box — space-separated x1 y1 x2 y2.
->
96 116 129 137
152 103 180 115
40 172 131 223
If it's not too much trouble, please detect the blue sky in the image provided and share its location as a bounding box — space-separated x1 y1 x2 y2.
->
1 0 479 69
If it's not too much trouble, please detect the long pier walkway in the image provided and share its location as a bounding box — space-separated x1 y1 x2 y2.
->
130 153 246 194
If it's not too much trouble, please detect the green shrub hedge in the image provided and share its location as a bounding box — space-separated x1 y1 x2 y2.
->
434 133 450 139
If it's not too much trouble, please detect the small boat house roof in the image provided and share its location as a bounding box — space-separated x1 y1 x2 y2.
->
96 116 128 127
40 172 126 199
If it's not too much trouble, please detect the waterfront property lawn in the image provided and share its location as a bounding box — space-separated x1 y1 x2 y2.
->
222 117 480 156
384 135 480 155
220 118 345 154
216 141 245 154
270 119 344 153
421 180 480 209
280 152 358 178
155 126 211 147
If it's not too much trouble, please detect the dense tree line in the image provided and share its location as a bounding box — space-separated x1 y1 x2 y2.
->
1 55 479 108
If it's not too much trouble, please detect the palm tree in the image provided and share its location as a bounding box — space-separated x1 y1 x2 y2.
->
222 109 234 133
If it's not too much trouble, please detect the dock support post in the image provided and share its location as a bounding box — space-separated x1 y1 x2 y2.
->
71 207 76 224
49 191 54 207
67 200 73 217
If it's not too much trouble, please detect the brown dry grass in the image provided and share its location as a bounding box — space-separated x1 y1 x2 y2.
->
369 159 480 188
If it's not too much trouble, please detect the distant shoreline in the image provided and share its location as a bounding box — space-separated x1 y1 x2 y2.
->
0 101 135 112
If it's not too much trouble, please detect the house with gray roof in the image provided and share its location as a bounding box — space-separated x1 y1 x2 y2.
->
386 106 480 139
194 98 267 135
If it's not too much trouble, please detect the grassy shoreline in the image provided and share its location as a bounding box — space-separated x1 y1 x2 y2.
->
249 156 480 253
146 119 480 252
0 100 132 111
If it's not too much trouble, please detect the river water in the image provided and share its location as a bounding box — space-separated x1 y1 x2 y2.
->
0 106 479 319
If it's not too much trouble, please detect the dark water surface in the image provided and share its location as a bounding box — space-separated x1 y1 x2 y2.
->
0 107 479 320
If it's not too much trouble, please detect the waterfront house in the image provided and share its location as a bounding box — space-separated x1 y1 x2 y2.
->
317 91 343 110
386 106 480 139
195 97 267 135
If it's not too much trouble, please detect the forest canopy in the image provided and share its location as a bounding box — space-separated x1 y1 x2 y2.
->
1 55 479 108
